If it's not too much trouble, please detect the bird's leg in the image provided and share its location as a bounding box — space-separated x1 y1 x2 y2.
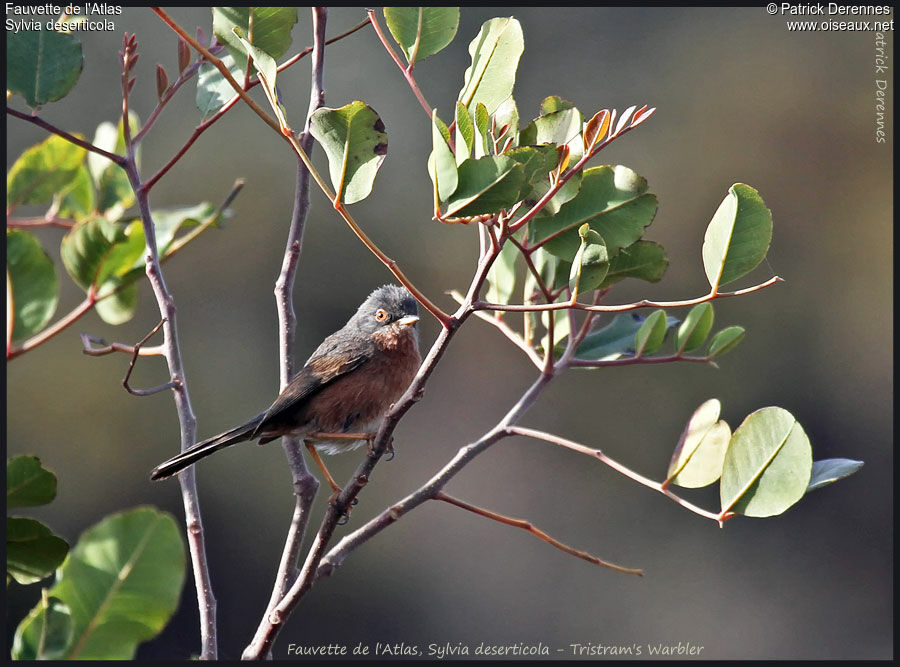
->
304 440 342 500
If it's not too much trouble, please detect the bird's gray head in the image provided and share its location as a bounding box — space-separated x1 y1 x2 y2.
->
349 284 419 340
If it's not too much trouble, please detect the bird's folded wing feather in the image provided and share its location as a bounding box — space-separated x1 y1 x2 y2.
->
256 348 370 429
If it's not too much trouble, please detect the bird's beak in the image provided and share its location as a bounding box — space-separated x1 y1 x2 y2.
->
397 315 419 327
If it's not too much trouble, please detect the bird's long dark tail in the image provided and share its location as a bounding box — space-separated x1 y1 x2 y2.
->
150 413 265 480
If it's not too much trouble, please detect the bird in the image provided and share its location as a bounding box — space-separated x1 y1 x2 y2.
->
150 284 422 493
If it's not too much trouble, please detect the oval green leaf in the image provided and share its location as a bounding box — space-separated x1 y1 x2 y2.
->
806 458 864 492
702 183 773 290
7 135 87 210
533 165 658 262
667 398 731 488
87 114 140 220
633 309 667 357
675 302 714 353
47 506 186 660
212 7 297 71
444 155 525 217
428 111 458 202
486 239 519 305
310 101 388 205
12 595 73 660
7 455 57 509
384 7 460 65
720 407 813 517
6 29 84 108
455 101 475 165
519 105 584 163
7 517 69 585
707 325 746 358
576 313 647 361
568 224 609 296
7 230 59 341
599 240 668 288
457 17 524 115
196 52 243 117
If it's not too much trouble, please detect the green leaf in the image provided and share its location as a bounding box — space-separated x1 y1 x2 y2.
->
47 507 186 660
455 101 475 166
519 105 584 163
95 281 139 326
7 456 57 509
599 240 668 288
6 29 84 108
457 17 524 115
196 52 243 117
12 595 73 660
212 7 297 71
57 165 96 221
473 102 491 158
7 135 88 210
568 224 608 296
87 114 140 220
485 239 519 305
533 165 657 261
444 156 525 217
702 183 773 290
576 313 647 361
309 101 388 205
506 145 559 201
577 312 679 361
675 302 714 353
383 7 460 64
540 96 575 114
7 517 69 585
60 218 128 291
7 230 59 341
152 202 219 255
667 398 731 488
633 309 667 357
707 325 745 358
720 407 813 517
428 111 458 202
806 458 864 492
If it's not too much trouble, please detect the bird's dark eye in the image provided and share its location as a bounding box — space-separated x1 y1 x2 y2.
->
374 308 389 322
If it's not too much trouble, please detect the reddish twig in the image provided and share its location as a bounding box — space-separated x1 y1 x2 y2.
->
6 108 125 165
435 491 643 576
366 9 433 118
506 426 735 525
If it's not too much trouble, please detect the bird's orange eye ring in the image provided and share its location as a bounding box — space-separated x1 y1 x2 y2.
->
374 308 389 322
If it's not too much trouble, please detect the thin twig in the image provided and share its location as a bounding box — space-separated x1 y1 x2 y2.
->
118 33 217 656
116 319 176 396
367 9 433 118
435 492 643 576
248 9 328 659
7 295 95 361
475 276 784 314
447 290 543 369
6 108 125 165
7 216 76 229
506 426 733 525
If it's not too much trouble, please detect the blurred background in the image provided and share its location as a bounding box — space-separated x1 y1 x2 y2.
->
6 6 892 660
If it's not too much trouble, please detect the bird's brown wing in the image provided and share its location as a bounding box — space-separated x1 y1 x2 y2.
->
254 348 370 434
